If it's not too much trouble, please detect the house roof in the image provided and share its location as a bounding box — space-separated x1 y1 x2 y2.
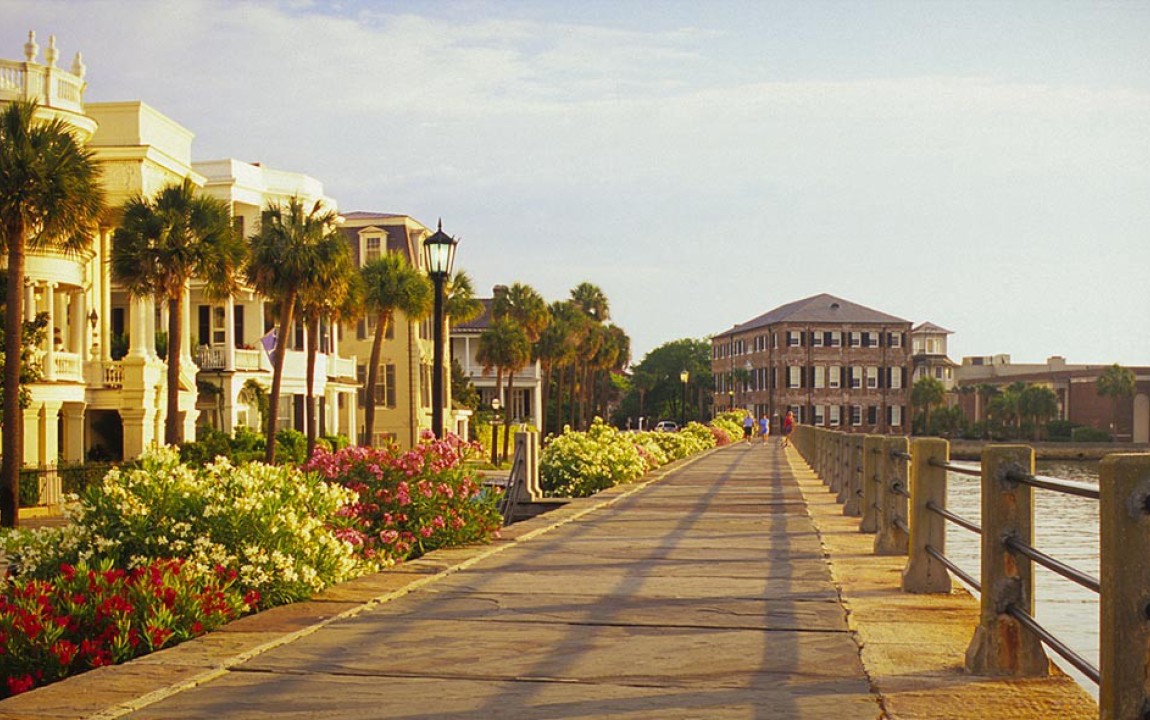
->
715 293 910 339
451 298 493 333
342 211 407 220
913 321 953 334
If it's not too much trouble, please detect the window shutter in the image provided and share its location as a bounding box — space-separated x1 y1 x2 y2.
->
198 306 210 347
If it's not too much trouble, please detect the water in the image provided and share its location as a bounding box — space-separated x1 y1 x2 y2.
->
945 460 1100 697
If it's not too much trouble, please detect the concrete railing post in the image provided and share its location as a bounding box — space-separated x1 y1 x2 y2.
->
859 435 882 533
843 434 864 516
965 445 1048 676
902 437 952 593
874 436 909 556
1099 453 1150 720
837 427 846 496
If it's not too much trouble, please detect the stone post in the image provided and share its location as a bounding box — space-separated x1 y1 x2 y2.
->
843 434 864 516
1099 454 1150 719
902 437 952 593
874 436 909 555
859 435 882 533
965 445 1048 676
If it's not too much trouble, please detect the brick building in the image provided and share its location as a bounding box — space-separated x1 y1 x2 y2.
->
711 293 912 433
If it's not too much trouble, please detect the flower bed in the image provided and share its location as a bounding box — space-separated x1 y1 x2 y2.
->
0 433 501 698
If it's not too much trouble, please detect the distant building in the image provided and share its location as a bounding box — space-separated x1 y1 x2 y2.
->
911 322 958 390
710 293 912 433
955 356 1150 442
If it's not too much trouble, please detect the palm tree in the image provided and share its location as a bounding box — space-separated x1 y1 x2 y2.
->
911 375 946 435
567 283 610 429
1097 363 1136 436
491 283 549 454
111 179 245 446
536 300 580 435
360 252 431 446
476 317 531 462
446 270 484 327
0 101 104 527
247 197 344 463
1019 384 1059 441
295 241 357 458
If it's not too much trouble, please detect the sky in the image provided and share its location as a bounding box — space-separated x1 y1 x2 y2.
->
5 0 1149 366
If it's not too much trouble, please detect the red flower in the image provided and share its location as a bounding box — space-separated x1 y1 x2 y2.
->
243 590 261 608
6 674 35 695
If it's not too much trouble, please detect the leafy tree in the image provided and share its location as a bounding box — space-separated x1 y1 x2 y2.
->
246 197 345 463
987 382 1027 439
911 376 946 435
360 252 431 445
617 338 712 427
446 270 484 326
1096 363 1136 435
450 356 480 410
536 300 580 435
0 100 104 527
0 281 47 414
111 179 245 446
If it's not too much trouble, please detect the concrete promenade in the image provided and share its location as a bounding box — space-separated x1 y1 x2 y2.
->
1 444 1095 719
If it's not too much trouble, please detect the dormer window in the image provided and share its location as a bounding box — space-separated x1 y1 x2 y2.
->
360 231 385 266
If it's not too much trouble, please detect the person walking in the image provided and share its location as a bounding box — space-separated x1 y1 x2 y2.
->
758 414 770 444
780 410 795 448
742 413 755 445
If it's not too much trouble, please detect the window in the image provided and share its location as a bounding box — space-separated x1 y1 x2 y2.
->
790 405 804 423
849 331 861 348
829 366 841 389
811 332 824 348
369 364 397 407
813 366 826 389
788 366 803 389
889 367 903 389
889 405 903 427
813 405 825 426
362 234 383 265
849 366 862 389
866 366 879 389
787 331 802 347
232 214 245 239
888 332 903 348
850 405 862 426
934 366 944 379
829 331 842 347
829 405 842 427
211 306 227 345
867 406 878 425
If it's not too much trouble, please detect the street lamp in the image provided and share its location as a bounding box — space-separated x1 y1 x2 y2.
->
490 397 502 466
680 370 689 427
422 220 458 439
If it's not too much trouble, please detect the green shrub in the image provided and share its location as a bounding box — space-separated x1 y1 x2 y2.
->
16 471 41 507
1046 420 1076 442
274 428 308 465
541 418 646 497
1071 426 1111 442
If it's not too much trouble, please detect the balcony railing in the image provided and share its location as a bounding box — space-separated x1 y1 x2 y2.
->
53 351 82 381
0 57 86 114
102 362 123 388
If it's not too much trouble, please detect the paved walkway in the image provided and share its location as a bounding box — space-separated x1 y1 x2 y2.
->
0 444 1096 719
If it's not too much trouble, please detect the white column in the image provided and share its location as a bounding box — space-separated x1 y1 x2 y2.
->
53 284 67 350
44 283 56 381
70 291 85 355
24 281 37 322
147 295 159 359
128 295 149 358
224 296 236 371
181 286 194 369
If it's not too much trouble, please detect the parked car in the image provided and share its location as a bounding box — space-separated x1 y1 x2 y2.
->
654 421 679 433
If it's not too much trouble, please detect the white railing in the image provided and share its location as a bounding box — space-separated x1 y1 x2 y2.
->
235 348 264 371
195 346 226 370
327 354 356 379
102 362 123 388
53 351 82 381
0 58 85 113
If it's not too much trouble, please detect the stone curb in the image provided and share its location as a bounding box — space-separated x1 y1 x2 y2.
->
0 446 721 720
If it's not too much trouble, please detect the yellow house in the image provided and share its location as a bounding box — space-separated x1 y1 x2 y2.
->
0 33 365 491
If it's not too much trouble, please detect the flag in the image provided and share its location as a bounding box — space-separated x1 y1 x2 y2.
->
260 327 278 364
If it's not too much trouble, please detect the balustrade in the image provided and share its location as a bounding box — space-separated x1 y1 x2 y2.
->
790 424 1150 719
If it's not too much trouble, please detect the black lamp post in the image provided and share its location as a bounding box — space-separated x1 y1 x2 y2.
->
422 220 458 439
680 370 689 427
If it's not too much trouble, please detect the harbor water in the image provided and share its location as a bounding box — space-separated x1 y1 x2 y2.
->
946 460 1100 697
